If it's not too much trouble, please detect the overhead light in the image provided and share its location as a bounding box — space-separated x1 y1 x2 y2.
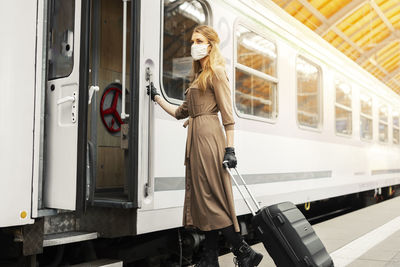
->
296 59 318 76
179 2 205 23
337 82 351 95
360 94 372 107
369 57 377 65
240 35 277 59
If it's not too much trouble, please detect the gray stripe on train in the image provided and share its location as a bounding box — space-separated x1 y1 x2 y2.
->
371 169 400 175
154 170 332 191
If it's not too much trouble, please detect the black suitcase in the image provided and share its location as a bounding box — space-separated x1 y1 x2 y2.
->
224 164 334 267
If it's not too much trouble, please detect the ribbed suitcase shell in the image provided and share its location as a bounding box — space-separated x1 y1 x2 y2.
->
223 166 334 267
252 202 333 267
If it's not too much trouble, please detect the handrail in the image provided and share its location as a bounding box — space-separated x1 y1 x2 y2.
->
121 0 129 119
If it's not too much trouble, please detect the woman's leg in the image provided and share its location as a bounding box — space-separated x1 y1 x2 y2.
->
220 225 263 267
195 230 219 267
220 225 242 248
204 230 218 251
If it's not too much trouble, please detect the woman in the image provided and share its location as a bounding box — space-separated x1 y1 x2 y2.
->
147 25 263 267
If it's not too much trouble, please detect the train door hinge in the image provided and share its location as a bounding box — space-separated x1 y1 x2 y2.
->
121 123 129 150
144 183 150 197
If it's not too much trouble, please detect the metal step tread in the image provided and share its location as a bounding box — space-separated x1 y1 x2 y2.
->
71 259 123 267
43 231 98 247
93 198 134 208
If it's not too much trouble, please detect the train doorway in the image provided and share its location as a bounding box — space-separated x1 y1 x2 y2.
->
86 0 138 208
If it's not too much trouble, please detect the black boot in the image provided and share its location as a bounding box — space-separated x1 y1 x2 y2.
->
232 241 263 267
195 249 220 267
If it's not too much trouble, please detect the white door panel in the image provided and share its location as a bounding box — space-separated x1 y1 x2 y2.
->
0 0 37 227
44 0 81 210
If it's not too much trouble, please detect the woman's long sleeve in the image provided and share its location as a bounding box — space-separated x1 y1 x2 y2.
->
213 67 235 131
175 99 189 120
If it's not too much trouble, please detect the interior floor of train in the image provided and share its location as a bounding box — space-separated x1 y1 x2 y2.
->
219 196 400 267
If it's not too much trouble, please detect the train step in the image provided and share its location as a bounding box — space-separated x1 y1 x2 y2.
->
43 231 98 247
71 259 123 267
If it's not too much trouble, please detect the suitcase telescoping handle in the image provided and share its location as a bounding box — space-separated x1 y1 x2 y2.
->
223 161 261 216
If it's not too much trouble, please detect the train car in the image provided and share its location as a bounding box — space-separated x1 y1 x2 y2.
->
1 0 400 266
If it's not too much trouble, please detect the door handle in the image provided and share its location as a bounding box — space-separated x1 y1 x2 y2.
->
57 96 76 105
57 92 77 123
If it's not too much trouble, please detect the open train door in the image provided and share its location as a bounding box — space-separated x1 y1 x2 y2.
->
43 0 83 210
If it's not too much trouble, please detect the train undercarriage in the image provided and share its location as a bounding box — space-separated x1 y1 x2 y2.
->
1 186 399 267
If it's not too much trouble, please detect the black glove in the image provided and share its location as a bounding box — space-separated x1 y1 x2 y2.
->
223 147 237 168
146 82 160 102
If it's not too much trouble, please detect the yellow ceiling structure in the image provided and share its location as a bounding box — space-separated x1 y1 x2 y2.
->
271 0 400 95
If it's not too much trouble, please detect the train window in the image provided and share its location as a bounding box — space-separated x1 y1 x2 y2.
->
162 0 208 101
296 56 322 129
335 81 352 135
360 94 373 140
393 112 399 145
48 0 75 80
235 25 278 120
378 105 388 143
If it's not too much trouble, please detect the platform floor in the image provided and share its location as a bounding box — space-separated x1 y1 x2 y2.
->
219 196 400 266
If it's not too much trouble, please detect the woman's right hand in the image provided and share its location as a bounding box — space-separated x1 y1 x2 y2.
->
146 82 160 102
146 83 178 118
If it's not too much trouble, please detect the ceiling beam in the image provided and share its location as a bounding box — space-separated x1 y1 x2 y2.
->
374 62 389 75
366 59 400 89
391 79 400 89
356 30 400 64
276 0 400 94
334 28 364 53
295 0 327 23
377 47 400 66
296 0 364 54
370 0 395 32
384 68 400 82
316 0 368 36
373 65 400 92
282 0 293 9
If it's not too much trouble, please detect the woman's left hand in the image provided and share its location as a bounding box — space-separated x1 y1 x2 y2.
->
223 147 237 168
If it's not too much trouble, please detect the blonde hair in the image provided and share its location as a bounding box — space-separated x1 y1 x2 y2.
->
191 25 226 92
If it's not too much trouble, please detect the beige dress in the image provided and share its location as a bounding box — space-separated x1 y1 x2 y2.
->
175 66 240 232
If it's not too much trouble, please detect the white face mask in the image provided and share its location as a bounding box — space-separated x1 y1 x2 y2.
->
191 43 209 61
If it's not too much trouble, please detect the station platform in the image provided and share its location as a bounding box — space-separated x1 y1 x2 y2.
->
219 196 400 266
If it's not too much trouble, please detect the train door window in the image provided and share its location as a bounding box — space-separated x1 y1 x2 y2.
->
162 0 209 101
360 94 373 140
296 56 322 129
235 24 278 120
48 0 75 79
335 81 352 135
393 112 399 145
378 105 388 143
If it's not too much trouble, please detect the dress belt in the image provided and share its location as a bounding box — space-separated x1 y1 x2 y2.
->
183 112 218 162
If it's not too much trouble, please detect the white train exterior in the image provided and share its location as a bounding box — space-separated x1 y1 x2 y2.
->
1 0 400 265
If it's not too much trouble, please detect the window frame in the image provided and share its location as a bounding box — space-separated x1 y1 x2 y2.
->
159 0 212 105
48 0 76 81
378 104 389 144
295 55 323 132
359 93 373 142
334 79 353 138
233 19 279 124
393 111 400 145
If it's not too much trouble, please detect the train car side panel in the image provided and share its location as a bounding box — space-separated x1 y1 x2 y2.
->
0 1 37 227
